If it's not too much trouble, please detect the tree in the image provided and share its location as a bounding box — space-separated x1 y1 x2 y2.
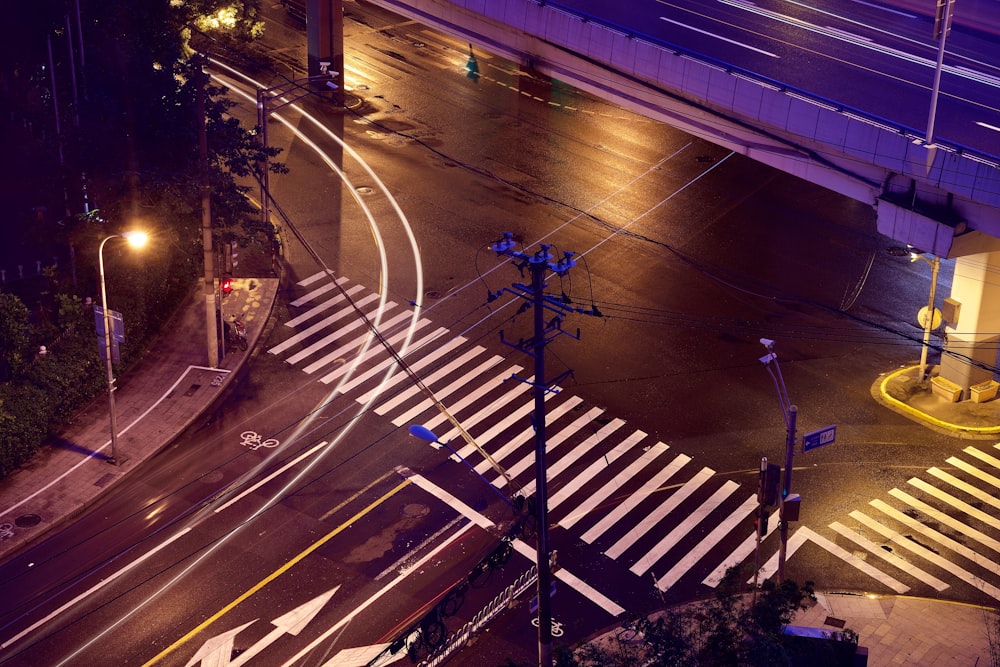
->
566 568 858 667
0 293 30 381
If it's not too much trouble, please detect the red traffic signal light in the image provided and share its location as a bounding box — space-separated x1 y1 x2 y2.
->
221 277 233 296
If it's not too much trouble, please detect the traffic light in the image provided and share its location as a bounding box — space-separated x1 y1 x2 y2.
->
760 462 781 507
221 276 233 296
756 509 770 537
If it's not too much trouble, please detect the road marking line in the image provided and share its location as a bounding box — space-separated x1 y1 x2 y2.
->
653 490 754 590
146 479 412 666
632 481 738 576
659 17 780 58
299 308 412 370
947 456 1000 489
406 473 495 530
889 487 1000 555
268 293 380 355
289 296 389 363
326 325 447 389
605 467 714 559
850 510 1000 600
214 440 329 514
473 396 585 475
870 499 1000 576
285 281 360 327
925 467 1000 512
491 407 604 487
549 429 647 510
703 528 762 588
582 453 691 544
392 355 507 426
908 476 1000 530
559 441 669 530
355 335 468 402
963 445 1000 471
419 364 524 432
294 270 337 290
1 528 192 651
375 346 486 415
785 527 908 594
829 521 947 591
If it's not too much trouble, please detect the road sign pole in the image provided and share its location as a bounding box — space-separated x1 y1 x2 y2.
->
777 405 796 584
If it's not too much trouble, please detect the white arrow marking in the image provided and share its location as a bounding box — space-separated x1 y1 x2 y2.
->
229 586 340 667
184 620 256 667
322 643 409 666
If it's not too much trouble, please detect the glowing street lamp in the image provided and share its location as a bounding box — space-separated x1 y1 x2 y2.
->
98 230 148 465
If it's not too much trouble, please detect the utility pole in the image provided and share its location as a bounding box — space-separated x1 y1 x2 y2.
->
197 62 219 368
491 232 581 667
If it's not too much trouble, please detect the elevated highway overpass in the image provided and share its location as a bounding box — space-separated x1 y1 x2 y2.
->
335 0 1000 392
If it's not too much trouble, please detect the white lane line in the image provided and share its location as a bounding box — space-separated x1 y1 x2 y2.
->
418 364 524 432
777 526 909 594
830 521 945 591
908 476 1000 530
407 473 494 529
963 445 1000 470
492 407 604 489
375 346 486 416
871 498 1000 576
300 308 413 371
214 441 330 513
329 325 449 391
703 527 765 588
925 467 1000 512
302 310 416 374
947 456 1000 489
630 480 739 577
285 282 361 327
659 17 779 57
268 293 380 356
472 396 585 474
452 391 557 461
0 527 193 650
355 336 468 403
549 429 647 510
559 441 669 530
440 379 538 452
655 493 757 591
978 121 1000 133
374 346 485 415
294 270 334 290
604 467 714 560
851 510 1000 601
890 487 1000 554
282 520 478 667
515 418 627 500
290 297 393 365
391 355 506 427
509 539 625 616
582 453 692 544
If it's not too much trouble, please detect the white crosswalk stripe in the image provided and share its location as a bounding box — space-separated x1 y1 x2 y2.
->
273 275 1000 606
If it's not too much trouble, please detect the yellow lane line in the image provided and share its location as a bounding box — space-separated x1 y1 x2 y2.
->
142 476 411 666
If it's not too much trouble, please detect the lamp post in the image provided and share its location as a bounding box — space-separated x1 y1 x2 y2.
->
98 230 148 465
911 251 942 383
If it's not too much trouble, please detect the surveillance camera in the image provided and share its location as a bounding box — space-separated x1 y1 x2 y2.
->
760 338 774 348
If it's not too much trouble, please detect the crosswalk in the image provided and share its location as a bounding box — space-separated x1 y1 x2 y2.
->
270 272 1000 606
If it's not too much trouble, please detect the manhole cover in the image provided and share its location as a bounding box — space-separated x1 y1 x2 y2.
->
425 290 442 299
887 246 910 257
356 186 374 195
15 514 41 528
402 503 430 518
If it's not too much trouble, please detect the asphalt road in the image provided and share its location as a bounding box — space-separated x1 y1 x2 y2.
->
1 3 995 666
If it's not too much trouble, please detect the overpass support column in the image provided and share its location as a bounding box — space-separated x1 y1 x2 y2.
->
940 250 1000 393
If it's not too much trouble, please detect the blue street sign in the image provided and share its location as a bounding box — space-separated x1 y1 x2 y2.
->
803 424 836 452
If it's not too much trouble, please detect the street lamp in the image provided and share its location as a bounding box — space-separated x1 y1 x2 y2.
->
911 250 942 383
98 230 148 465
408 424 517 510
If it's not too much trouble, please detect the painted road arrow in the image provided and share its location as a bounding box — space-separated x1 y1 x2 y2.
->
185 586 340 667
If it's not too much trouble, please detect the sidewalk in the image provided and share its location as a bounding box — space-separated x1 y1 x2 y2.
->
0 276 279 560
